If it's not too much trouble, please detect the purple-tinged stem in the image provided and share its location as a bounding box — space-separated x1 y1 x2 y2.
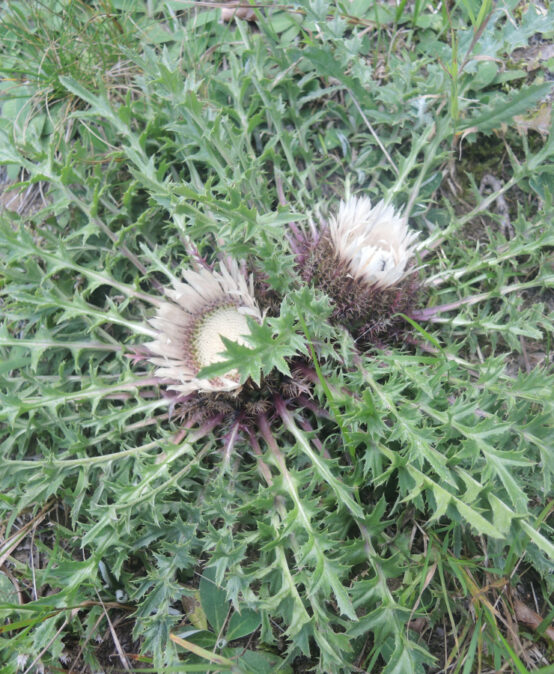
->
286 218 322 264
179 234 213 271
297 416 331 459
6 339 123 352
287 222 303 248
172 413 224 446
274 398 293 431
292 363 319 384
82 376 164 401
171 428 187 446
124 413 170 433
258 409 300 484
404 334 437 355
296 395 331 420
246 428 273 486
222 420 241 470
411 281 536 321
257 412 280 454
125 345 151 364
117 376 162 389
104 392 157 400
190 413 225 441
409 293 490 321
256 415 299 536
274 397 304 438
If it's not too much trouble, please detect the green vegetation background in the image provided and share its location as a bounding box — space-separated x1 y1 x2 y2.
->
0 1 552 672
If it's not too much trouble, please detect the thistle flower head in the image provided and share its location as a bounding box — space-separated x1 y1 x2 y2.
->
146 261 262 395
329 196 418 289
291 193 423 343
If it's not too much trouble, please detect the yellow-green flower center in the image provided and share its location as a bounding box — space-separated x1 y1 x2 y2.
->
194 305 250 370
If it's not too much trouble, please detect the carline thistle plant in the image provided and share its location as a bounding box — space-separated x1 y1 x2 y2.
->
135 256 318 451
289 195 422 343
133 194 427 452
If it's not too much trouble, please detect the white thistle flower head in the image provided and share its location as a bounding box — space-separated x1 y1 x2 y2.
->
329 196 418 288
146 260 262 396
